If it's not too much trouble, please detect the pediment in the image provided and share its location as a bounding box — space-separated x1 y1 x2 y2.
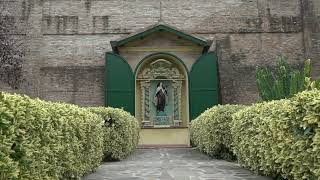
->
110 23 211 52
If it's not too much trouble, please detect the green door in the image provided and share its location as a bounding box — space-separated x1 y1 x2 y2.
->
105 52 134 115
190 52 219 120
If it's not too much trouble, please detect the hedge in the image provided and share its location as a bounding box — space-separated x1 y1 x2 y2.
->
232 100 293 178
232 90 320 179
88 107 140 160
0 92 104 179
0 92 140 179
190 105 245 160
191 90 320 179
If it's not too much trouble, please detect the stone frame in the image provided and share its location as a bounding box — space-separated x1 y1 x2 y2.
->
137 59 185 128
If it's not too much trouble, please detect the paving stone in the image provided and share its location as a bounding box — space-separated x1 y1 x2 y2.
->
82 148 272 180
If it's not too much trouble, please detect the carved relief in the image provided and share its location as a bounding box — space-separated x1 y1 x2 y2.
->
172 80 182 126
137 59 184 79
140 81 151 126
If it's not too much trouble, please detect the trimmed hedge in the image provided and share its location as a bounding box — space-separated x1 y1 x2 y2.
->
0 92 104 179
191 90 320 179
0 92 140 179
190 105 245 160
232 90 320 179
88 107 140 160
232 100 293 178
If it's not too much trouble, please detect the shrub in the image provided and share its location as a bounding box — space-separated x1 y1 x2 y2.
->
256 57 310 101
231 100 293 178
232 90 320 179
0 92 104 179
190 105 245 161
191 90 320 179
288 90 320 179
88 107 140 160
0 92 141 179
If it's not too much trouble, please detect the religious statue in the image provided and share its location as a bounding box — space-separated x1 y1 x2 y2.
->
154 82 168 112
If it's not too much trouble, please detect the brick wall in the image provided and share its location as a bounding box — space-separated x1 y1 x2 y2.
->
303 0 320 78
0 0 318 105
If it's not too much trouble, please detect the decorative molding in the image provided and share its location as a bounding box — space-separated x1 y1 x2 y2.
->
140 81 151 126
137 59 185 79
172 80 182 126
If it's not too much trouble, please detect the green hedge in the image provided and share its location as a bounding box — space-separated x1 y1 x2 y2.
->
232 90 320 179
0 92 140 179
232 100 293 178
88 107 140 160
191 90 320 179
0 92 104 179
190 105 245 160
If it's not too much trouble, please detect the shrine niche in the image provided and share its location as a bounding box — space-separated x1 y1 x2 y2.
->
136 58 186 128
107 23 218 146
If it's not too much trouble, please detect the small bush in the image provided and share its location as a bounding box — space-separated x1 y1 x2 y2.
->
88 107 140 160
190 105 245 161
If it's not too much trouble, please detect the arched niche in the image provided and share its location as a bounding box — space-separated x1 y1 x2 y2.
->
135 53 189 128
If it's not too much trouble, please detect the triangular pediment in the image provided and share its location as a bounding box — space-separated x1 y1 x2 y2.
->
110 23 210 52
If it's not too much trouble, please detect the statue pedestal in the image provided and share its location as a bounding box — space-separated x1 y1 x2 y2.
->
138 127 190 146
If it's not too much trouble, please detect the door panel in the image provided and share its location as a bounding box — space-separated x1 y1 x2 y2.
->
190 52 219 120
106 52 135 115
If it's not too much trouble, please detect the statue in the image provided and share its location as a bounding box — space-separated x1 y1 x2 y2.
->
154 82 168 112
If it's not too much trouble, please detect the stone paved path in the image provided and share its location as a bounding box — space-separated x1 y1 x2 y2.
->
82 148 272 180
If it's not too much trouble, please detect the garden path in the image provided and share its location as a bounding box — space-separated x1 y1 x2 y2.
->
82 148 272 180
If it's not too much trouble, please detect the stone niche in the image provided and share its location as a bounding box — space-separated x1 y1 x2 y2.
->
136 58 186 128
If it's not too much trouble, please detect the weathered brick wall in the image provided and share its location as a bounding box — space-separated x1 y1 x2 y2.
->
0 0 318 105
303 0 320 78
